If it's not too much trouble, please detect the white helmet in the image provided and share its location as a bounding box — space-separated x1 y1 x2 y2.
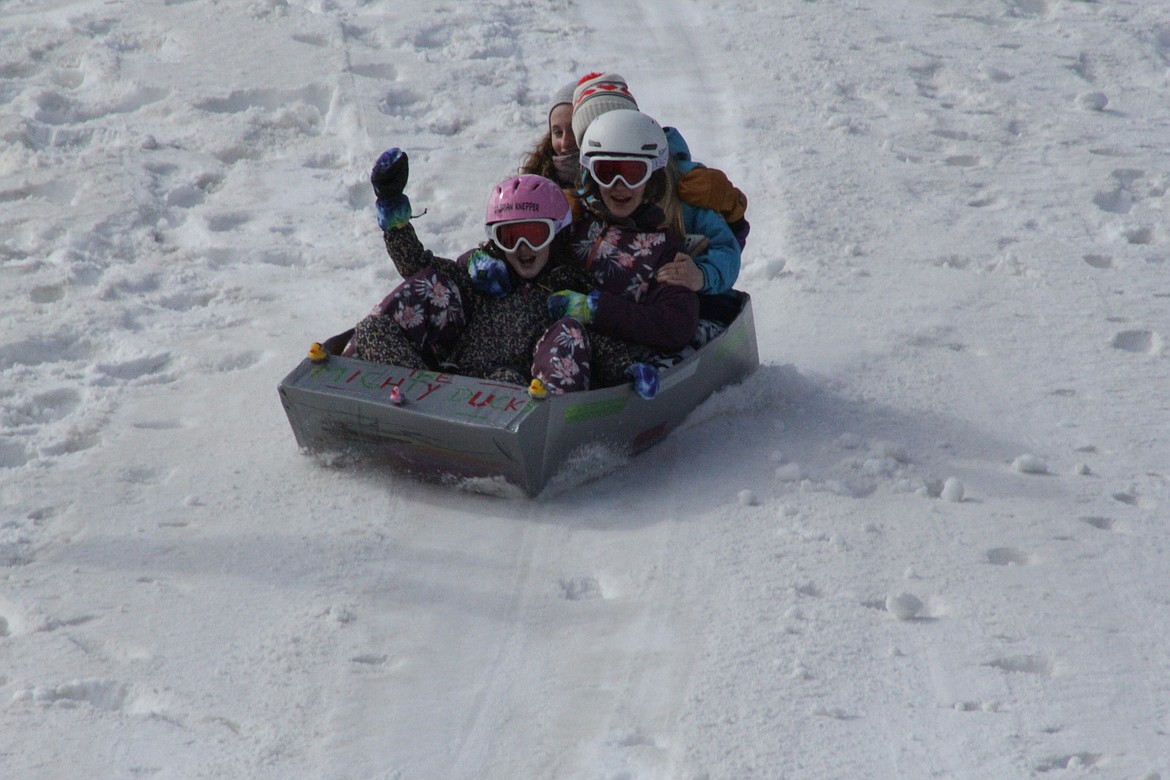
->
578 109 668 172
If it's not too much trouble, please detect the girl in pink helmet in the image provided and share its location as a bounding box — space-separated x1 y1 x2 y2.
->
348 150 595 393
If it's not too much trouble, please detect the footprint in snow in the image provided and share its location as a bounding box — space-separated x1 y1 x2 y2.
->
1111 329 1164 356
29 283 66 303
984 654 1055 677
558 577 603 601
1122 226 1156 246
39 614 99 632
1 332 95 372
292 32 330 47
8 387 82 427
92 352 173 383
131 418 187 431
193 85 334 118
118 465 170 486
944 154 980 168
0 440 30 469
205 211 250 233
1083 254 1115 269
810 705 857 720
967 194 1005 209
1079 516 1118 532
1092 168 1152 215
985 547 1035 566
348 62 397 80
1003 0 1053 19
13 678 129 711
204 350 262 373
378 86 423 118
1035 752 1103 773
1112 491 1139 507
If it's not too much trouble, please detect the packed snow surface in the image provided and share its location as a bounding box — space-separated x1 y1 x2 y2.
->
2 0 1169 778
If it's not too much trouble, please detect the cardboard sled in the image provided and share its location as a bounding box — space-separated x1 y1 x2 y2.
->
278 292 758 496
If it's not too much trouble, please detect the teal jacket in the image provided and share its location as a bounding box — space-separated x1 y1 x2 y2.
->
664 127 742 295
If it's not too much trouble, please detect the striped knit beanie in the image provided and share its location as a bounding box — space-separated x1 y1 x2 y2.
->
571 72 638 145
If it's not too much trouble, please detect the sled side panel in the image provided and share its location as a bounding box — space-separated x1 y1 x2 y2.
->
278 293 758 496
278 358 550 493
533 293 760 489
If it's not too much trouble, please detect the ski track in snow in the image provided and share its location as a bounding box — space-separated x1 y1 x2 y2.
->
2 0 1170 778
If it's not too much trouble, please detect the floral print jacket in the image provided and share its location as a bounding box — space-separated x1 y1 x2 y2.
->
380 224 591 380
569 202 699 353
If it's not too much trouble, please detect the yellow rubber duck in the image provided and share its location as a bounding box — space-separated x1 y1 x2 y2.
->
308 342 328 363
528 378 549 399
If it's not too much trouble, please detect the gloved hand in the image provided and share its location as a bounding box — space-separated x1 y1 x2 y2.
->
371 148 409 200
626 362 660 400
376 194 412 231
372 148 412 230
547 289 599 324
729 217 750 250
467 249 511 298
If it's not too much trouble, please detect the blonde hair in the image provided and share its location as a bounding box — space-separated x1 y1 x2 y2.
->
659 159 686 238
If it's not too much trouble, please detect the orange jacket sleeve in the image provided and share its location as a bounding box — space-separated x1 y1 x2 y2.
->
677 168 748 224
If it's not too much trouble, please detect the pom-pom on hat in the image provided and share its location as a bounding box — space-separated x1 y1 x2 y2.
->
571 72 638 145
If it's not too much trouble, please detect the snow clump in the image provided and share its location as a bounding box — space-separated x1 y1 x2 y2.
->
886 592 924 621
1012 454 1048 474
940 477 965 503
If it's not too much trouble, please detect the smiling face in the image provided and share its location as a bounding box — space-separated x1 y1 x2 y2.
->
599 178 647 220
549 104 576 156
504 243 552 280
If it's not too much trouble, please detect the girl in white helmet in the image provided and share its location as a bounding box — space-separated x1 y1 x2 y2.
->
564 72 747 296
545 109 702 398
519 73 749 273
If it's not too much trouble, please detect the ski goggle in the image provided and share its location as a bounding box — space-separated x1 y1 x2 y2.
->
582 155 655 189
488 219 557 252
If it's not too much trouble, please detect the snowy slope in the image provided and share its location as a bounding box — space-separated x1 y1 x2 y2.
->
2 0 1169 778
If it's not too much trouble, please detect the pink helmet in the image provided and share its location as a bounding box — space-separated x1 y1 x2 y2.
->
484 174 572 233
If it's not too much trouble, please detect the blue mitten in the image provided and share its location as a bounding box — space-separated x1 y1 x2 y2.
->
372 148 412 230
376 194 412 231
626 362 660 400
547 289 599 324
467 249 511 298
371 148 409 200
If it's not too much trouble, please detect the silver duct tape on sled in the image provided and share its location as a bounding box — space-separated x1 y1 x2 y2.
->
278 292 758 496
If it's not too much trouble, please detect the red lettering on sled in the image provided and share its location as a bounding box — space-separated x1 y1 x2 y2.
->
416 383 443 401
467 391 496 408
